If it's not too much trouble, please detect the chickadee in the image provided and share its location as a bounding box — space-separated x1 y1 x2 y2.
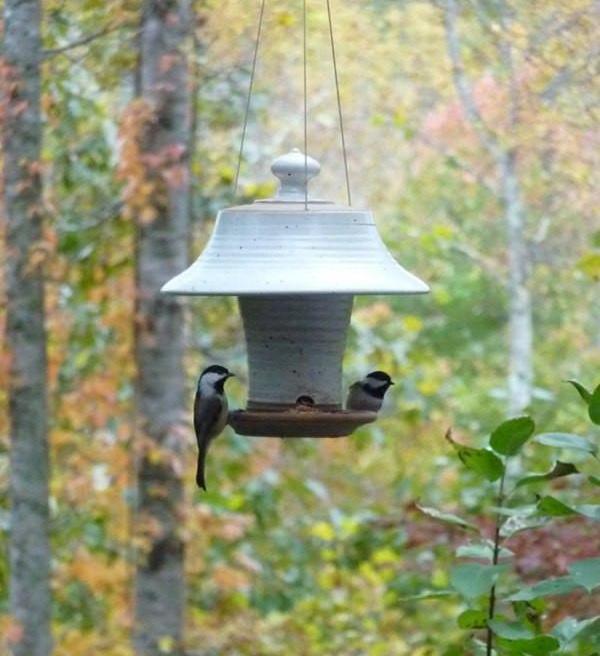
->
193 364 235 490
345 371 395 412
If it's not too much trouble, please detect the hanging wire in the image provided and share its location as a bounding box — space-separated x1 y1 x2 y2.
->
326 0 352 206
234 0 267 196
234 0 351 208
303 0 309 210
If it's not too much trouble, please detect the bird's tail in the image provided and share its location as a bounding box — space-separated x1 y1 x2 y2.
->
196 450 207 491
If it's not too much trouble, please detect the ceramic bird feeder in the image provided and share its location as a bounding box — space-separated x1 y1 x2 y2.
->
161 149 428 437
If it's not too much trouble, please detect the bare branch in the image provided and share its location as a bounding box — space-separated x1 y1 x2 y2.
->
497 0 519 129
43 23 128 58
450 242 501 278
61 200 124 232
443 0 503 161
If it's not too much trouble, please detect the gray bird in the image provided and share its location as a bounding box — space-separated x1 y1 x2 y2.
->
346 370 395 412
193 364 235 490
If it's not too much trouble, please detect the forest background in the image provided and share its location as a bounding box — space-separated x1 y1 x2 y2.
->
0 0 599 654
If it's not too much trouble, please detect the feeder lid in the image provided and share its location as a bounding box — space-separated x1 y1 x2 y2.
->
161 149 429 296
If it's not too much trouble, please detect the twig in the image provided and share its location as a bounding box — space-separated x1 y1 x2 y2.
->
43 24 127 58
61 200 123 232
486 462 507 656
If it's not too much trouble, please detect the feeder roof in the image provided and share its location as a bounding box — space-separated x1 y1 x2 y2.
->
161 149 429 296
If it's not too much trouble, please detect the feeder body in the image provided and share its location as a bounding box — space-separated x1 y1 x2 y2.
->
239 294 353 409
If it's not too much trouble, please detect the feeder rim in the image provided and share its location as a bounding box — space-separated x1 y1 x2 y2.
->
161 287 430 297
218 201 362 212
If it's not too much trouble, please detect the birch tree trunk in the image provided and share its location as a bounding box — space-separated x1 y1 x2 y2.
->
134 1 191 654
501 150 533 414
444 0 533 414
2 1 52 654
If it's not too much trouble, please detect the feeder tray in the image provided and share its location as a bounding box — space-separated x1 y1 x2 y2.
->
229 408 377 438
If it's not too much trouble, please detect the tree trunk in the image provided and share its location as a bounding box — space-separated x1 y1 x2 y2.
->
501 150 533 415
2 1 52 655
134 1 191 654
444 0 534 415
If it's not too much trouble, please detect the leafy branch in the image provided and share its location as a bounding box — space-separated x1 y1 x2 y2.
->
418 380 600 655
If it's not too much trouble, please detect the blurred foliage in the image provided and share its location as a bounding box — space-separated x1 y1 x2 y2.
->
0 0 599 654
418 390 599 654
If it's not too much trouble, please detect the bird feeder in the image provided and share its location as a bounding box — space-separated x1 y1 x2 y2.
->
161 149 428 437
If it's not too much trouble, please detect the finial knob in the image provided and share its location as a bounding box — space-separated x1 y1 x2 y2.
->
271 148 320 201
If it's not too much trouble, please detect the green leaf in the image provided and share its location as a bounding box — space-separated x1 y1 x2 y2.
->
496 635 560 654
551 616 600 644
508 576 583 601
537 495 576 517
400 590 455 601
458 447 504 481
589 475 600 486
536 496 600 521
500 514 548 539
469 638 491 656
449 563 506 599
491 504 537 517
456 541 514 561
416 505 480 532
490 416 535 456
515 461 579 488
446 431 505 481
566 379 592 403
589 384 600 425
568 557 600 592
488 619 533 639
576 504 600 521
457 609 488 629
535 432 597 456
576 616 600 646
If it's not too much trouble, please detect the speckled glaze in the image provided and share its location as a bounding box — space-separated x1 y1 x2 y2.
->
239 294 353 409
161 150 428 297
161 203 429 296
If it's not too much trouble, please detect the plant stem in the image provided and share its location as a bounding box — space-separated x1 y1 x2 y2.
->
486 464 507 656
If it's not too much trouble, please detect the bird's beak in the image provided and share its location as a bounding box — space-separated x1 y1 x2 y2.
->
227 373 236 379
390 381 395 385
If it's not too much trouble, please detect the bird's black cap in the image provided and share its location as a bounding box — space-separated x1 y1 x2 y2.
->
201 364 233 377
367 370 394 384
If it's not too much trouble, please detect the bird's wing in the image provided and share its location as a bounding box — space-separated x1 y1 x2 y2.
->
194 393 225 490
193 393 224 443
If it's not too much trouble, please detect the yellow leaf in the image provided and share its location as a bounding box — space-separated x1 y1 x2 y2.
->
577 252 600 279
275 11 295 27
417 379 440 396
158 636 175 653
372 547 397 565
310 521 336 541
402 315 424 333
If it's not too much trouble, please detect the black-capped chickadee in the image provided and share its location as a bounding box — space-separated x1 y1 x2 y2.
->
345 371 395 412
193 364 235 490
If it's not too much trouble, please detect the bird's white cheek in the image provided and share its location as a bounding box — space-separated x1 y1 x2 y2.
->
347 387 383 411
200 373 222 395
